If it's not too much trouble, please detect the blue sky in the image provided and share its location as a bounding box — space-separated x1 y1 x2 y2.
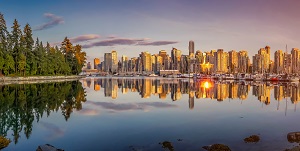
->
1 0 300 62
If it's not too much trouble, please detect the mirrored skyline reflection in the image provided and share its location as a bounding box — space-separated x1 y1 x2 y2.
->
82 77 300 110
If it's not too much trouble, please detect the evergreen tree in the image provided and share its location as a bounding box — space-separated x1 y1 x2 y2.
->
0 13 86 76
23 24 34 76
10 19 22 74
0 13 8 52
0 13 8 75
3 53 15 75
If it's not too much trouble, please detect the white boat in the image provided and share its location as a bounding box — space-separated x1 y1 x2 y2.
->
148 74 158 77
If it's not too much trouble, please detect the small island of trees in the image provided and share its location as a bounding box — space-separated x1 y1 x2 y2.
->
0 13 86 76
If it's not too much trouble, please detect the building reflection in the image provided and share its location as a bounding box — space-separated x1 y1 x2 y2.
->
83 78 300 109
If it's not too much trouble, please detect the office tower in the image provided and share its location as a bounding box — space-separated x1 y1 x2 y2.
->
189 40 195 57
265 46 271 72
104 50 118 73
291 48 300 74
274 50 284 74
141 51 152 72
121 55 128 72
104 53 112 72
238 50 249 73
228 50 238 73
111 50 118 73
213 49 228 74
94 58 100 69
171 47 182 70
284 53 292 74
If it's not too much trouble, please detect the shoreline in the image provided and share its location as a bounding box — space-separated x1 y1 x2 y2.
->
0 75 84 85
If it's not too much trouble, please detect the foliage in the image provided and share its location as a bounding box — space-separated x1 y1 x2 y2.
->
0 136 10 149
0 13 86 76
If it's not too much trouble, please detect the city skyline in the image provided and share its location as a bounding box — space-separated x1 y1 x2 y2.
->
91 45 300 75
2 0 300 63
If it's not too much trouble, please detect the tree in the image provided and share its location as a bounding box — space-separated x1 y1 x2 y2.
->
10 19 22 73
74 44 86 74
3 53 15 75
0 13 8 75
0 13 9 52
0 13 87 76
17 53 26 76
23 24 34 76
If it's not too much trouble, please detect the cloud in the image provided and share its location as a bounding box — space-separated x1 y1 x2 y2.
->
82 37 178 48
77 108 100 116
34 13 64 31
50 34 101 46
86 101 177 112
137 41 178 46
70 34 101 43
82 38 143 48
39 121 65 140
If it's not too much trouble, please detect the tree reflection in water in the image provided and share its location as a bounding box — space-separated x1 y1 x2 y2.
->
0 81 86 144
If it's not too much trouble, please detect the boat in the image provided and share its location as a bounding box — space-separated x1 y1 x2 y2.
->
181 74 193 78
197 74 212 79
253 74 264 81
167 74 179 78
148 74 158 77
223 74 234 80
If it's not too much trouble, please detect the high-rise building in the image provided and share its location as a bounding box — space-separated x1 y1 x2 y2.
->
229 50 238 73
104 53 112 72
284 53 292 74
87 62 91 69
104 50 118 73
265 46 271 72
274 50 284 74
111 50 118 73
171 48 181 70
121 55 128 72
94 58 100 69
213 49 228 73
141 51 152 72
291 48 300 74
238 50 249 73
189 40 195 57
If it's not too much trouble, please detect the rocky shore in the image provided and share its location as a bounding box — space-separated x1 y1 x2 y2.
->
0 75 84 85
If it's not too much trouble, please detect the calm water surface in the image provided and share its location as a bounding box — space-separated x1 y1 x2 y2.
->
2 77 300 151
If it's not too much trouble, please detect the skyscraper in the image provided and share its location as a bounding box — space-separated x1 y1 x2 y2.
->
189 40 194 57
141 51 152 72
104 53 112 72
274 50 284 74
291 48 300 74
94 58 100 69
111 50 118 73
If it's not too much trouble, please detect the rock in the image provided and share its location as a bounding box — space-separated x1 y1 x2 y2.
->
36 144 64 151
0 136 10 150
160 141 174 151
202 144 231 151
285 146 300 151
244 135 260 143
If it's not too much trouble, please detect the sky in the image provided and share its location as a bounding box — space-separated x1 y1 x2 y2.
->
1 0 300 62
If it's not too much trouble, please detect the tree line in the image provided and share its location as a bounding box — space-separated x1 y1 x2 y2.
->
0 81 86 144
0 13 86 76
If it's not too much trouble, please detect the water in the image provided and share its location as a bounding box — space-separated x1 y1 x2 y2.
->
1 77 300 151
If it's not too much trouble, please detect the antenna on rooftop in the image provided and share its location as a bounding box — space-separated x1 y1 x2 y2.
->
286 44 288 53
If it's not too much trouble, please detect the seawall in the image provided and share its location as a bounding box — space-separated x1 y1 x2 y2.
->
0 75 85 85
